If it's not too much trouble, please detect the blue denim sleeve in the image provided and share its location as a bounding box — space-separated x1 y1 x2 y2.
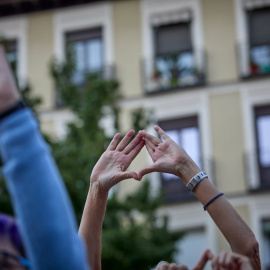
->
0 109 90 270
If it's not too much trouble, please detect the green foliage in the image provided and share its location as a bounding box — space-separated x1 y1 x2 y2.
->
131 107 153 133
102 181 183 269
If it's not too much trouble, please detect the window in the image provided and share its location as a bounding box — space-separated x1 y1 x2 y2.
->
174 228 208 269
159 116 201 202
247 7 270 76
254 105 270 187
144 19 204 93
65 28 103 84
262 220 270 270
150 22 199 91
5 39 18 74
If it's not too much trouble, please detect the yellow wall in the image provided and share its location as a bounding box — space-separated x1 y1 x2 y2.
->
28 11 54 110
210 91 246 193
113 0 142 98
202 0 238 83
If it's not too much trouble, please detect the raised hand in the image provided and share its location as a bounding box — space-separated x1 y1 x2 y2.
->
155 262 189 270
211 251 253 270
90 129 144 192
138 125 200 183
154 249 213 270
0 45 21 113
193 249 214 270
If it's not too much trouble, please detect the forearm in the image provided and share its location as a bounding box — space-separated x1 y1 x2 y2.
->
0 109 89 270
178 160 260 269
79 182 108 270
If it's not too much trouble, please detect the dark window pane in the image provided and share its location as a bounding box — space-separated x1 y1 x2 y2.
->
86 38 103 71
154 22 192 55
5 39 17 73
248 7 270 46
262 220 270 269
66 28 102 42
255 105 270 187
158 116 201 202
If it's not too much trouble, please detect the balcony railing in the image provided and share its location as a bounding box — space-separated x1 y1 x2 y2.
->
142 51 206 93
73 65 116 85
238 43 270 78
55 65 116 107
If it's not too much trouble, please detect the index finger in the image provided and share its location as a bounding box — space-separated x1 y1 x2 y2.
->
154 125 169 141
0 45 9 69
193 249 214 270
139 130 162 146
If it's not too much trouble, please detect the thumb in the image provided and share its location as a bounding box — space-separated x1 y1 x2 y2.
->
116 171 139 182
138 165 157 180
193 249 214 270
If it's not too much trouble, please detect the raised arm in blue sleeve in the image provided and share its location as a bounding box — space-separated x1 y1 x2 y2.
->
0 108 90 270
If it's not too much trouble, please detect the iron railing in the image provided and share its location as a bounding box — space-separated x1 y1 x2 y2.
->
237 43 270 78
142 51 206 94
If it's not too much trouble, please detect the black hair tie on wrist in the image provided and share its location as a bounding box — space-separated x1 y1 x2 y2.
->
0 100 26 121
203 193 224 211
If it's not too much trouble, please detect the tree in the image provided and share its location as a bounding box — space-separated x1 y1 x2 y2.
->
102 181 183 269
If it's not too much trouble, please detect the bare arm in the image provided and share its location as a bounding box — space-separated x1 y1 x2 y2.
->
79 130 144 270
0 45 89 270
138 125 260 270
0 45 21 112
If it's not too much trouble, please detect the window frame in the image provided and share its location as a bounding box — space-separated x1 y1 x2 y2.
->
234 0 270 78
254 105 270 188
65 27 104 82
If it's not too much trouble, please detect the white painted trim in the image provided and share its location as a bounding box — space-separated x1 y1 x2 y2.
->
0 16 28 86
240 80 270 189
234 0 250 76
53 2 114 65
140 0 204 69
39 109 76 140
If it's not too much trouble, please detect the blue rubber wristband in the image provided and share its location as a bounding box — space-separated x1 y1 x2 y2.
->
203 192 224 211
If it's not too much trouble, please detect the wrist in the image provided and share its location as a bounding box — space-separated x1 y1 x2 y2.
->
0 96 21 114
0 100 25 121
176 157 201 184
89 180 109 198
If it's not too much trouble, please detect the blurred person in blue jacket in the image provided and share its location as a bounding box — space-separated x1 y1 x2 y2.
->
0 45 89 270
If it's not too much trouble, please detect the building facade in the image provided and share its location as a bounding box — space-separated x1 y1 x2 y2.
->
1 0 270 268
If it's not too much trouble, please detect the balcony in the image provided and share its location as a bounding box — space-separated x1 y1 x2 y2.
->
142 51 205 94
72 65 116 85
55 65 116 107
238 43 270 78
